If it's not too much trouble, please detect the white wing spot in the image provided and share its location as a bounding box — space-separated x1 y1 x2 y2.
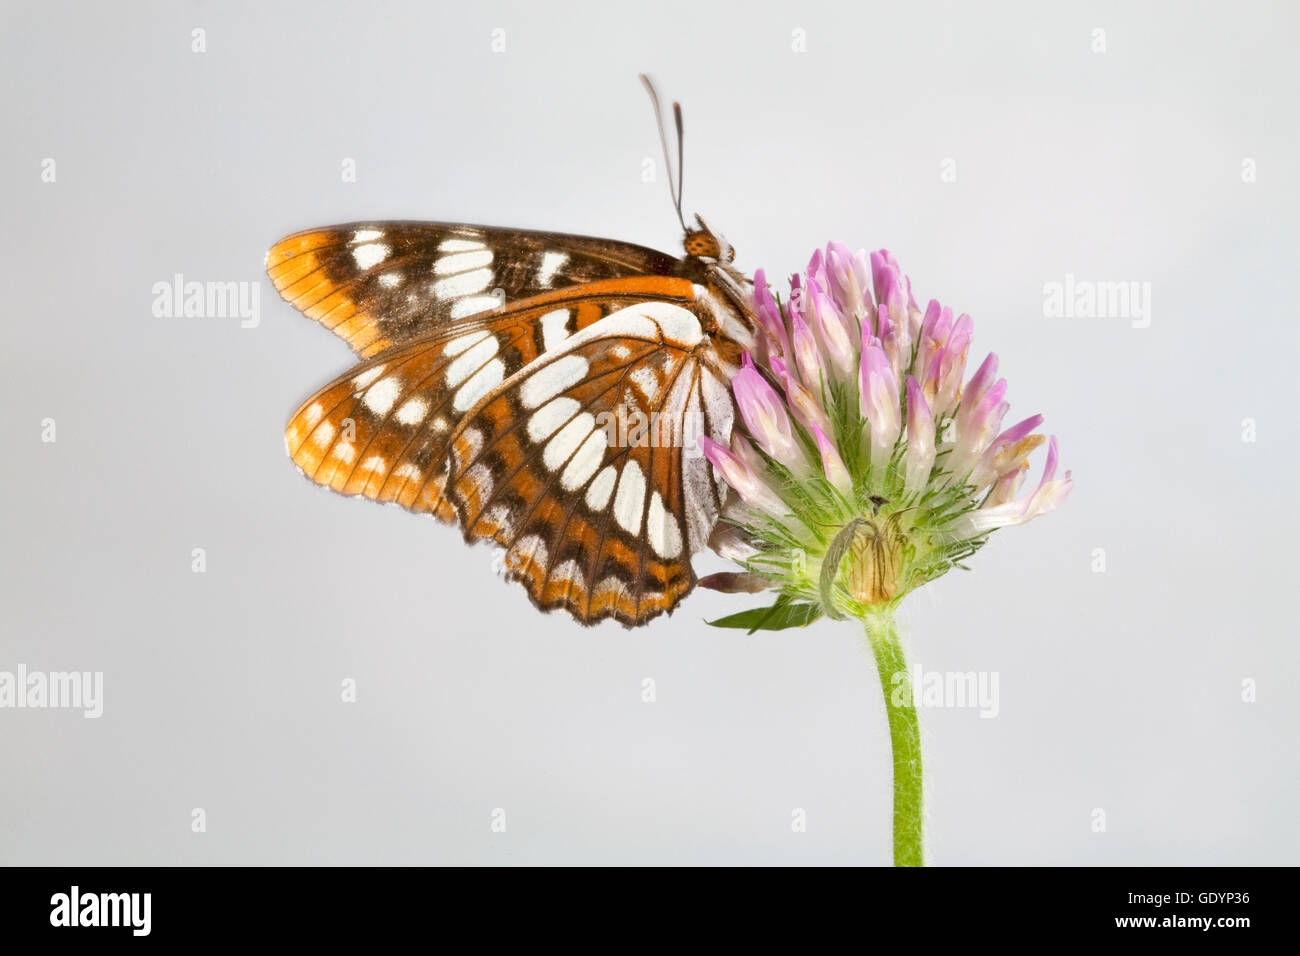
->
543 413 596 472
630 366 661 402
451 295 501 319
539 309 571 351
443 330 490 356
537 251 569 287
446 336 499 387
394 397 429 426
435 249 494 275
653 305 704 347
613 459 646 535
309 420 336 450
453 427 483 468
378 272 402 288
363 376 402 415
439 238 484 252
434 268 492 298
527 397 580 443
465 462 494 500
585 465 618 510
593 576 627 605
559 301 703 354
561 428 606 491
352 229 382 242
550 559 585 590
303 402 324 427
453 358 504 412
393 463 423 482
520 355 589 409
352 243 389 269
509 535 548 572
647 491 683 559
332 441 356 464
360 455 387 474
485 503 513 535
352 365 386 389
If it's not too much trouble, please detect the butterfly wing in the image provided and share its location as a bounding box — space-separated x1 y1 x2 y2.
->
283 275 736 601
266 222 682 357
443 297 736 626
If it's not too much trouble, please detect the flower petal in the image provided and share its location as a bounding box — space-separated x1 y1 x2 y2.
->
811 422 853 494
699 435 788 518
859 334 901 469
903 376 936 494
734 354 803 467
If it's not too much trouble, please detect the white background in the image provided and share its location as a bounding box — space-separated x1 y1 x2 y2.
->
1 0 1296 864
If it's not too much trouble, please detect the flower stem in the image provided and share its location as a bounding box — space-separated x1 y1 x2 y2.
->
863 612 924 866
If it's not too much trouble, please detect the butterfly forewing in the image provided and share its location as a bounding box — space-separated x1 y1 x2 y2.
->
267 222 683 358
443 299 734 625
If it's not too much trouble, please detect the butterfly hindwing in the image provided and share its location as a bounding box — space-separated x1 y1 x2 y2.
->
443 297 736 626
266 222 683 358
283 277 733 578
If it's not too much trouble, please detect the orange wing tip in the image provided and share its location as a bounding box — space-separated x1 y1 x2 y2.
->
268 251 326 291
266 230 343 271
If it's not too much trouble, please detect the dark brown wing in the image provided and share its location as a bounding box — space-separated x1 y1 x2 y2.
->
266 222 683 357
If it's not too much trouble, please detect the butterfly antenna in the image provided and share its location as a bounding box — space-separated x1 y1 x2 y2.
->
673 100 685 224
639 74 688 233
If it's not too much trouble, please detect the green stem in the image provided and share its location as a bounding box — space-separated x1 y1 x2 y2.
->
864 612 924 867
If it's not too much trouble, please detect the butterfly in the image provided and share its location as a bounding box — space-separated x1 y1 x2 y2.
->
266 78 757 626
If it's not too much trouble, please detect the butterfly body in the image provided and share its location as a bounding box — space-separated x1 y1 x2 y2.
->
268 220 755 626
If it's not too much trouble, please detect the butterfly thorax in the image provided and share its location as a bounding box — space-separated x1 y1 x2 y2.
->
688 258 757 359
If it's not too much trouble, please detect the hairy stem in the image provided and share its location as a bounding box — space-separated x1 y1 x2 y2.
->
864 612 924 866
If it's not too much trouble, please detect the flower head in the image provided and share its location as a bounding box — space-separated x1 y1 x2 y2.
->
703 245 1072 623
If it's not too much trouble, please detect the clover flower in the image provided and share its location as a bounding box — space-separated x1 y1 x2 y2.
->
702 245 1072 621
702 244 1072 866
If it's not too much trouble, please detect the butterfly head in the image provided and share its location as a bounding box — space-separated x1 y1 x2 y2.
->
683 215 735 264
639 78 738 268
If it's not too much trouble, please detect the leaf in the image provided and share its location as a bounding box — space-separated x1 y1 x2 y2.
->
707 599 823 633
